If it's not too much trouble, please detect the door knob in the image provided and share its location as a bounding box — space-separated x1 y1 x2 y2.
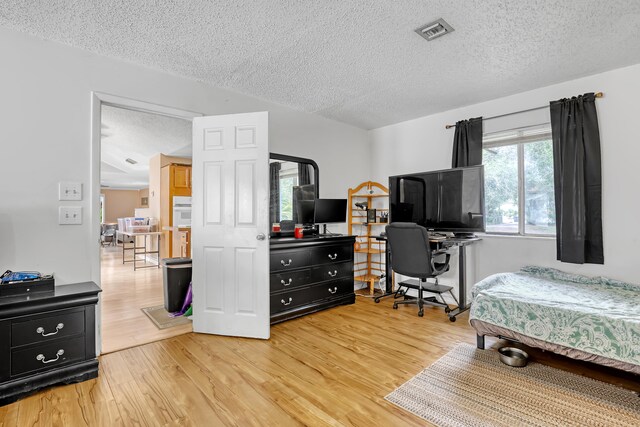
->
256 233 266 241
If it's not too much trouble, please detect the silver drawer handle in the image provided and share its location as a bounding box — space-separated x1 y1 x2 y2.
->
281 259 293 267
328 287 338 294
328 253 338 260
36 349 64 364
281 297 293 306
328 270 338 277
280 278 293 286
36 323 64 337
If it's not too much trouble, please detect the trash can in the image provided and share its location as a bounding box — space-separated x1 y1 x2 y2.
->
161 258 192 312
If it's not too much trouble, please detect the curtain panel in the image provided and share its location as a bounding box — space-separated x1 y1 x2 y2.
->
298 163 311 186
452 117 483 168
269 162 281 224
550 93 604 264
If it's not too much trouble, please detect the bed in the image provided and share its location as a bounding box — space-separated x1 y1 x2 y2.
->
469 266 640 374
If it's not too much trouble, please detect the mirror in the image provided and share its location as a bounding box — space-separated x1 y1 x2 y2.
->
269 153 319 228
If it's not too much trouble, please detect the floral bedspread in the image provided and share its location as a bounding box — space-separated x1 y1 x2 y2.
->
470 266 640 366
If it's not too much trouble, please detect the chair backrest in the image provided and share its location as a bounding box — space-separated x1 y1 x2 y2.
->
385 222 433 278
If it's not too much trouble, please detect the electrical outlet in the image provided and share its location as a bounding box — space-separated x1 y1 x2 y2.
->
59 206 82 225
59 182 82 201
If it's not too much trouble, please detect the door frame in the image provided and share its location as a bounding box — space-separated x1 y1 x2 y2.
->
89 92 202 354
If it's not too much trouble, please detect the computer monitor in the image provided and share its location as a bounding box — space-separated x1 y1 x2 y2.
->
292 184 316 225
389 165 485 236
314 198 347 224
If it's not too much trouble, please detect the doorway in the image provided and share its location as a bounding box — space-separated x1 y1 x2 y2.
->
91 93 201 353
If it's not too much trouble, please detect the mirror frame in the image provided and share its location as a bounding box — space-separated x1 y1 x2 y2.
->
269 153 319 198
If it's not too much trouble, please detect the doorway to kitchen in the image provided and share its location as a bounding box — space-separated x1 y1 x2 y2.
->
91 93 201 353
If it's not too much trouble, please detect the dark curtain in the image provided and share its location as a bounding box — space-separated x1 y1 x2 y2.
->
451 117 483 168
550 93 603 264
298 163 311 185
269 162 281 224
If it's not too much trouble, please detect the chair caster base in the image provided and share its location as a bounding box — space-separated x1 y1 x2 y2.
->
418 310 424 317
374 297 380 303
449 316 456 322
393 303 398 310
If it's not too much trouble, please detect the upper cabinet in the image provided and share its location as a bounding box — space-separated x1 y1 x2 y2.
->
171 164 192 195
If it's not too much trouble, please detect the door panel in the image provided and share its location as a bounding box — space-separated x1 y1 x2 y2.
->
235 160 256 226
192 112 270 339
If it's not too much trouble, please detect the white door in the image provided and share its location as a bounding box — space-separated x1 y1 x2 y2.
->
191 112 270 339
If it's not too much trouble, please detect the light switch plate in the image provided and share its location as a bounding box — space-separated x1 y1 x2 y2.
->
59 206 82 225
59 182 82 201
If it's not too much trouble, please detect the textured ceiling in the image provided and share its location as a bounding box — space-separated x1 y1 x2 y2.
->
3 1 640 129
101 105 191 189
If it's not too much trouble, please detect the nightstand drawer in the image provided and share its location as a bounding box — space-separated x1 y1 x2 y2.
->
270 250 311 272
11 309 85 347
310 244 353 265
11 336 86 377
270 269 311 292
310 262 353 283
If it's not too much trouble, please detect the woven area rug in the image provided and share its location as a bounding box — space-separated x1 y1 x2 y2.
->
141 305 191 330
386 343 640 427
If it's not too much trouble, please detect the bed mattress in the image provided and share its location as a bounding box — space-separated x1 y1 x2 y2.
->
469 266 640 372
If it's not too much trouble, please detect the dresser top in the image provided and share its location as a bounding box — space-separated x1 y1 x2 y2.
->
0 281 101 309
270 234 355 249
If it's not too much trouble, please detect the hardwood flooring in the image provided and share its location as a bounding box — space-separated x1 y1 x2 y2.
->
100 245 192 354
1 295 637 426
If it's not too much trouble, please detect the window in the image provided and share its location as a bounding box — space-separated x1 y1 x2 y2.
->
279 171 298 221
483 125 556 235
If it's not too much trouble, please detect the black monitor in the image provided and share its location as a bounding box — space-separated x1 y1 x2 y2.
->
314 198 347 224
389 165 485 236
292 184 316 225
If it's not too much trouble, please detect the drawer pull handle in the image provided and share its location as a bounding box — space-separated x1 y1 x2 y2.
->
281 297 293 306
281 259 293 267
328 270 338 277
280 278 293 286
36 349 64 364
328 287 338 294
328 253 338 260
36 323 64 337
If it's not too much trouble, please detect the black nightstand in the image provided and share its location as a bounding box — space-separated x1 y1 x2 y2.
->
0 282 101 406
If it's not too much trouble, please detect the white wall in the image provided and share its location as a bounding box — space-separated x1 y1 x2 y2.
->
0 27 370 285
370 63 640 286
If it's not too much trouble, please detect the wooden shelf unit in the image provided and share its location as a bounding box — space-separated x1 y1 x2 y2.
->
348 181 389 295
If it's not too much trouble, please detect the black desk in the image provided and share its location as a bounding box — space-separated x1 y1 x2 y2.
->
375 235 480 322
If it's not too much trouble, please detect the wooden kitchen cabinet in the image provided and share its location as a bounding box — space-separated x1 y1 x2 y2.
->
171 164 191 196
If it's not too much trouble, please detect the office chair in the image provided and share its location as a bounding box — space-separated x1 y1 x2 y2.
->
385 222 455 317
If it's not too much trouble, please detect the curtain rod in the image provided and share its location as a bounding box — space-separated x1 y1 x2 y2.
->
444 92 604 129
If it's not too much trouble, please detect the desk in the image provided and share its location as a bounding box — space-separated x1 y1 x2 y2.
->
376 234 480 321
120 231 162 270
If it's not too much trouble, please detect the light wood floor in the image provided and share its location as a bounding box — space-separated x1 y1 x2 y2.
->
1 295 637 426
100 245 192 354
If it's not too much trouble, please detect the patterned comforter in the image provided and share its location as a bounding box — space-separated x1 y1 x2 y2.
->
470 266 640 367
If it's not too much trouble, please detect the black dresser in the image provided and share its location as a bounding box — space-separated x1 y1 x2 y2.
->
0 282 101 405
270 234 356 324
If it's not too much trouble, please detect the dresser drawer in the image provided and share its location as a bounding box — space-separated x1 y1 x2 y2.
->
11 336 86 377
270 287 316 314
310 261 353 283
11 309 85 347
270 269 311 292
270 250 311 272
312 278 354 300
310 244 353 265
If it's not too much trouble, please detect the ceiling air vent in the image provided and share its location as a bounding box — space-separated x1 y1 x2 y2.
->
415 19 454 41
125 158 138 165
